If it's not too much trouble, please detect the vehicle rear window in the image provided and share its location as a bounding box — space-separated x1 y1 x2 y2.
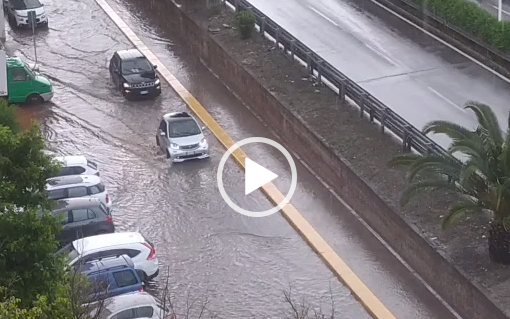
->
57 243 79 261
87 160 98 170
110 306 154 319
112 270 138 287
88 183 105 195
48 189 66 200
135 306 154 317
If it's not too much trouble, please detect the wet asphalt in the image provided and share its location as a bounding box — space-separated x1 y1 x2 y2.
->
247 0 510 149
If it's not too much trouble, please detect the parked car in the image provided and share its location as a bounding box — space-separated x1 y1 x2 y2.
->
108 48 161 100
79 255 144 300
3 0 48 29
156 112 209 162
53 155 100 177
93 291 172 319
46 175 112 211
57 232 159 281
43 198 114 245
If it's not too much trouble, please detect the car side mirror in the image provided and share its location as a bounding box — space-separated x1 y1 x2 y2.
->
160 131 166 136
153 65 158 70
202 126 206 131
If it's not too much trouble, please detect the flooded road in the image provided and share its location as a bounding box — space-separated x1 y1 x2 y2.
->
247 0 510 149
9 0 456 317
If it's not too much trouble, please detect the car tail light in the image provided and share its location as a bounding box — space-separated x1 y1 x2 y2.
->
105 194 110 204
143 243 156 260
106 217 113 225
139 287 144 292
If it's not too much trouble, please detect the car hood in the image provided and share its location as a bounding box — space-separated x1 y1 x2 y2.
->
15 6 45 16
123 72 156 84
35 74 52 87
169 134 204 146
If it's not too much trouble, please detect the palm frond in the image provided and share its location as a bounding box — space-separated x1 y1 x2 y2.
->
407 154 462 182
400 179 459 206
388 153 423 168
422 120 474 141
441 200 483 230
464 101 504 147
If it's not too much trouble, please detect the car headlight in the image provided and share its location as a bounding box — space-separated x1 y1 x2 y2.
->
154 79 160 85
199 138 207 146
123 82 131 88
170 143 179 150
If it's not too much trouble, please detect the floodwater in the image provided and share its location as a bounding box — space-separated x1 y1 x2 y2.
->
7 0 457 317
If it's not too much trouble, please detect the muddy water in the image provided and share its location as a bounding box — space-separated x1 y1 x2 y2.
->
4 0 457 317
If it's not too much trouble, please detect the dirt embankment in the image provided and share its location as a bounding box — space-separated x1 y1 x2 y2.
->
153 0 510 318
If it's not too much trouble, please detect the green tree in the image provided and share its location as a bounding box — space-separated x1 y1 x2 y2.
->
389 102 510 264
0 123 59 209
0 99 20 133
0 112 63 305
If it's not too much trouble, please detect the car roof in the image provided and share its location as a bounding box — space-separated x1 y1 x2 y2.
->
54 155 88 166
52 198 102 213
163 112 194 122
46 174 101 189
73 232 145 255
116 49 144 60
6 57 24 68
81 254 135 274
106 292 159 311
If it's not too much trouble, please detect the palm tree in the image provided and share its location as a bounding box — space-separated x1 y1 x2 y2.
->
389 102 510 264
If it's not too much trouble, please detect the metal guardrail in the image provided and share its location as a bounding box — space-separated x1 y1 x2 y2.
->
225 0 451 158
380 0 510 76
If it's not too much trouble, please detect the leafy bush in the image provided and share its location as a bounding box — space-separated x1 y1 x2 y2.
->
411 0 510 52
234 10 256 39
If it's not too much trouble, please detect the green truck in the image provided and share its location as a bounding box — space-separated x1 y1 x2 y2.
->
0 51 53 104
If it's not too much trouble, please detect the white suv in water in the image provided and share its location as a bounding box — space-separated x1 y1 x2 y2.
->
46 175 112 212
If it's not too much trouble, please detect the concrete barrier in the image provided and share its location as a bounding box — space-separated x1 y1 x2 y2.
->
160 2 508 318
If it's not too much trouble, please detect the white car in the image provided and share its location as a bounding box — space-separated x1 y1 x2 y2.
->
156 112 210 162
92 292 171 319
3 0 48 29
59 232 159 281
54 155 100 177
46 175 112 211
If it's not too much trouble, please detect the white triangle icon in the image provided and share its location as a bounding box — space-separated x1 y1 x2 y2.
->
245 158 278 195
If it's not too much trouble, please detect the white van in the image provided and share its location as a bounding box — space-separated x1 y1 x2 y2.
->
3 0 48 29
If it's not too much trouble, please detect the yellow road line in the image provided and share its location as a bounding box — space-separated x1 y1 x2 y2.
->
95 1 397 318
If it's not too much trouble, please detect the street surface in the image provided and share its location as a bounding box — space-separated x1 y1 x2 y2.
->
10 0 456 317
246 0 510 148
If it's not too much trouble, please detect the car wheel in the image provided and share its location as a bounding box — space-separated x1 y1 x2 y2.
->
156 135 160 146
26 94 43 105
166 149 170 159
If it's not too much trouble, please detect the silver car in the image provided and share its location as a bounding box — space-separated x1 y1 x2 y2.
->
90 291 171 319
156 112 210 162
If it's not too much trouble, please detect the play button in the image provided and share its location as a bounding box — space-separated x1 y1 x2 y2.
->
244 158 278 195
217 137 298 218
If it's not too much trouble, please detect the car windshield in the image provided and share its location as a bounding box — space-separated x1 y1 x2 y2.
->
168 119 201 138
23 63 35 78
12 0 41 10
121 57 152 75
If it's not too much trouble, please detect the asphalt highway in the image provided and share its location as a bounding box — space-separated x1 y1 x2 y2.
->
246 0 510 148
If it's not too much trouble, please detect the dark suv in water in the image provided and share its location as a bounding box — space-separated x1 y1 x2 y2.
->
109 49 161 100
43 197 115 246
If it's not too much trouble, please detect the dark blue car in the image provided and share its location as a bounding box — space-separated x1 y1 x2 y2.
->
79 254 144 300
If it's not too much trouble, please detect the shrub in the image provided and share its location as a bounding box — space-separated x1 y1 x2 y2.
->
234 10 256 39
410 0 510 52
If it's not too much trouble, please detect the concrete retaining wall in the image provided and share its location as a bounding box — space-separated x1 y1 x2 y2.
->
162 2 507 319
